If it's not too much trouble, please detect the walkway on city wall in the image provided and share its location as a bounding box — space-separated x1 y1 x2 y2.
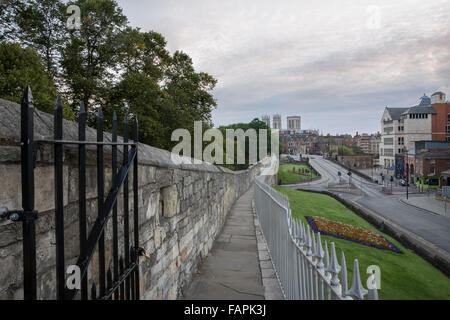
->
183 187 265 300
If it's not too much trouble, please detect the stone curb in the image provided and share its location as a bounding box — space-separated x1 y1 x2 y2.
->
251 200 284 300
399 198 450 220
297 188 450 277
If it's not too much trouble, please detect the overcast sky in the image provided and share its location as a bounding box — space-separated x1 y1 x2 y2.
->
117 0 449 135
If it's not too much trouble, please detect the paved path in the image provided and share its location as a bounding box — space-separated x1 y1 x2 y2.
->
401 195 450 219
183 187 266 300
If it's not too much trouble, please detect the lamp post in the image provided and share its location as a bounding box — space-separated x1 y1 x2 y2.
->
406 166 409 200
372 160 374 182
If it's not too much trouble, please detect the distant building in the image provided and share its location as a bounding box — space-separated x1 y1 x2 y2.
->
380 94 436 169
272 114 282 130
286 116 301 131
280 133 308 155
337 154 373 169
404 140 450 188
430 91 450 142
322 134 352 156
356 133 381 155
261 115 270 128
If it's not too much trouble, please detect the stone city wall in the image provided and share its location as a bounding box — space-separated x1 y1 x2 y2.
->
0 98 274 299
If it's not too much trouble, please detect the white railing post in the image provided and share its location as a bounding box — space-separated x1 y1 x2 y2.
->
311 231 318 300
253 175 382 301
327 242 342 299
305 225 313 299
347 259 368 300
315 232 325 300
323 240 331 299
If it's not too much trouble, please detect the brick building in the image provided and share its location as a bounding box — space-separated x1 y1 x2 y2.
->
280 133 310 155
404 141 450 188
430 91 450 142
337 154 373 169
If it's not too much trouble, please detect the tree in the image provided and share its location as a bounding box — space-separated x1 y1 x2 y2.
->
165 51 217 126
338 145 355 156
0 0 66 78
107 28 217 151
107 71 180 149
61 0 127 110
0 42 74 119
116 27 171 81
1 0 218 153
218 118 275 171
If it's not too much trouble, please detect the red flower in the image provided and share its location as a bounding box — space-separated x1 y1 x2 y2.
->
310 216 393 249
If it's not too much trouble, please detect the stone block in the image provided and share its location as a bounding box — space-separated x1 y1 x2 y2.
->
161 185 179 217
145 192 160 220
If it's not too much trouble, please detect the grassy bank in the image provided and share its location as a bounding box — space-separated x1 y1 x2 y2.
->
278 164 317 184
275 187 450 300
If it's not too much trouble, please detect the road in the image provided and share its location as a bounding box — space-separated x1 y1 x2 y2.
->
282 155 450 253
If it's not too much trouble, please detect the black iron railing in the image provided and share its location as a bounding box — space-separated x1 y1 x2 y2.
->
11 86 143 300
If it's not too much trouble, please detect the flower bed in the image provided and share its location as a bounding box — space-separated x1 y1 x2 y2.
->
305 216 402 253
287 170 311 177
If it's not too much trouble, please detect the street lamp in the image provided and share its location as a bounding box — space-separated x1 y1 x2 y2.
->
406 166 409 200
372 162 374 181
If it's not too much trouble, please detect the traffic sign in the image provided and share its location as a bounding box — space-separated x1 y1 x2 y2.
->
442 186 450 196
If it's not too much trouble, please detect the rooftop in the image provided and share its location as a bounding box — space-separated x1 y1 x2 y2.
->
401 106 437 115
386 107 409 120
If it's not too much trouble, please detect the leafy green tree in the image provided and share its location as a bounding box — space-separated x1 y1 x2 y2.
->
218 118 275 170
351 145 364 155
165 51 217 126
0 0 66 78
107 71 180 149
61 0 127 110
0 42 74 119
1 0 218 153
107 28 217 151
116 27 171 80
338 145 355 156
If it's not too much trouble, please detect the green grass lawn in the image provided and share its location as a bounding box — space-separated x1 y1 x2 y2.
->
275 187 450 300
278 164 317 184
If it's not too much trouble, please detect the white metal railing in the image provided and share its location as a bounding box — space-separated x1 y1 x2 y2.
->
253 175 379 300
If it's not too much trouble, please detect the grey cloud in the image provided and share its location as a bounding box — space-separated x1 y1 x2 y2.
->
116 0 450 134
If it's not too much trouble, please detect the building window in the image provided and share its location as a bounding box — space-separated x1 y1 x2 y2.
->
447 114 450 122
446 125 450 134
430 167 435 175
384 126 393 133
446 137 450 142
